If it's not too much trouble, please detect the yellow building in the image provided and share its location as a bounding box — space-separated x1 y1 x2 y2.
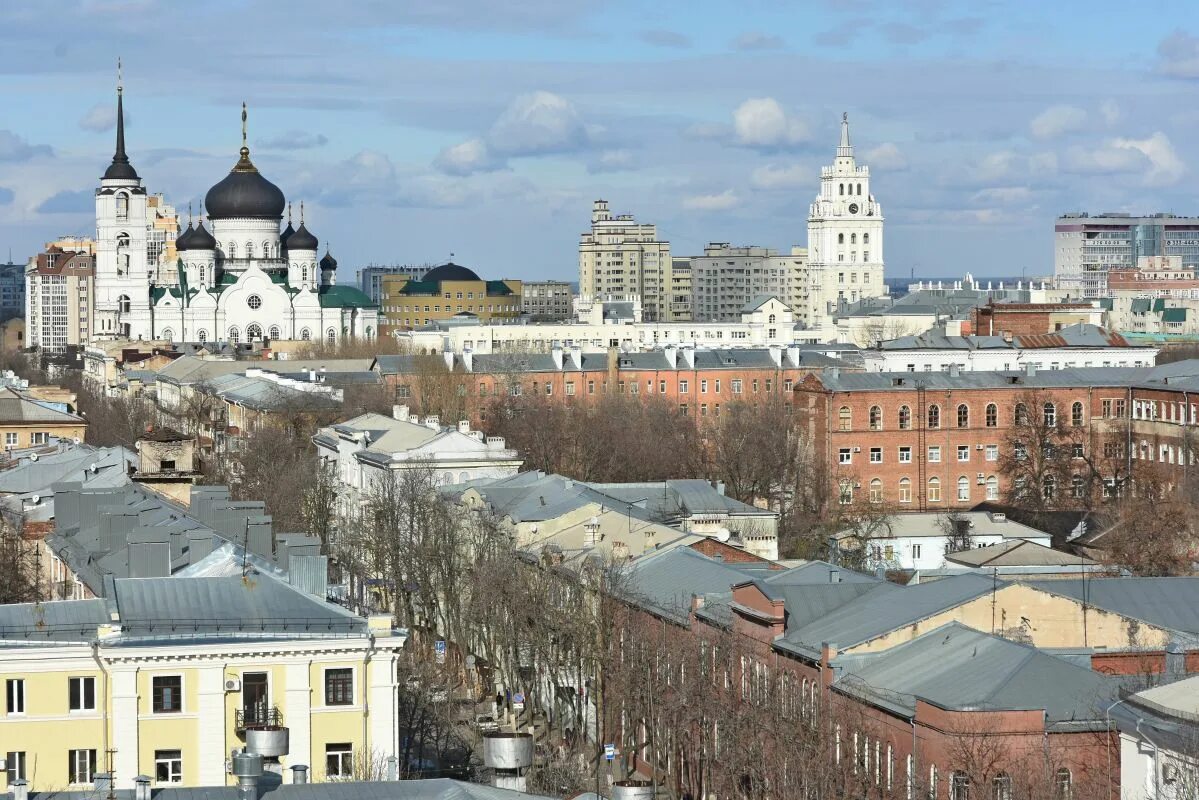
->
0 574 405 791
379 263 521 332
0 386 86 448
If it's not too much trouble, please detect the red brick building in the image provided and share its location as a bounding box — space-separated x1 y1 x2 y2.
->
973 301 1105 338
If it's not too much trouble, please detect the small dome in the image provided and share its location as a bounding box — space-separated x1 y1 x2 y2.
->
424 262 481 283
175 224 194 252
320 251 338 271
287 223 318 251
188 220 216 250
204 147 285 220
104 160 140 181
279 222 295 250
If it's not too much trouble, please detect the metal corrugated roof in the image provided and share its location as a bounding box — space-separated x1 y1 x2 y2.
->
623 547 777 624
0 387 85 424
0 599 107 643
1025 578 1199 634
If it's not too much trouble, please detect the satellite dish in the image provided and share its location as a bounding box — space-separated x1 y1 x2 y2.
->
72 437 82 445
29 494 40 505
28 453 37 462
529 523 538 534
715 527 731 543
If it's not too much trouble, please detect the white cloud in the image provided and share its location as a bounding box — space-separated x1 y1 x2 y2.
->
1029 105 1087 140
79 103 118 132
683 189 739 211
732 98 810 149
966 150 1021 184
750 163 808 190
970 186 1033 206
434 137 505 176
1065 132 1184 186
487 91 589 156
1099 99 1122 126
864 142 908 170
733 32 784 51
1158 30 1199 79
1111 132 1186 186
257 130 329 149
587 149 635 173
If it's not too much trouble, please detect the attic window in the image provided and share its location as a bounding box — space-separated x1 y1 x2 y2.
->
160 459 176 471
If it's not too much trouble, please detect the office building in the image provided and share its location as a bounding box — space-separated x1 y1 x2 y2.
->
379 262 520 332
0 261 26 322
520 280 573 321
1055 213 1199 298
690 244 807 322
356 264 433 305
578 200 676 322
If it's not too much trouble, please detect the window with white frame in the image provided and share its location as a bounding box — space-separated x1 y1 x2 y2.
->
69 749 97 784
928 446 941 463
6 751 27 781
5 678 24 714
957 445 969 462
155 750 182 784
69 676 96 712
899 446 912 463
324 668 354 706
870 447 882 463
839 448 852 464
326 743 354 779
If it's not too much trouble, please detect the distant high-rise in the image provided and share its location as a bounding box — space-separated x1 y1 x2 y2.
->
1055 213 1199 298
805 113 886 329
690 244 807 322
578 200 683 322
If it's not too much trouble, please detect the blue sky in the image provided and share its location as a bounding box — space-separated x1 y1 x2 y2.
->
1 0 1198 281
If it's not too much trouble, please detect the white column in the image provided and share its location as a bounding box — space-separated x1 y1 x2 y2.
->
110 668 140 788
196 664 228 786
368 652 398 763
284 661 312 779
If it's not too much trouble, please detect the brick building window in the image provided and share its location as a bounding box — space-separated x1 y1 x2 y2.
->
838 406 852 431
957 476 970 502
868 479 882 503
1015 403 1029 425
898 478 911 503
869 405 882 430
927 477 941 502
927 405 940 429
898 447 912 463
957 404 969 428
986 403 998 427
1071 401 1084 426
838 480 853 505
1043 402 1057 427
898 405 911 430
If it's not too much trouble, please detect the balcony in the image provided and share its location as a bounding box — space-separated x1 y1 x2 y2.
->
236 706 290 757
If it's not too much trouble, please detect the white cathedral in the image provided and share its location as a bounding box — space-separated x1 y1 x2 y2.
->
93 82 379 345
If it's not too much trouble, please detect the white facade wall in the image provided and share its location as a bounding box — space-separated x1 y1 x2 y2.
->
862 532 1052 572
861 345 1159 373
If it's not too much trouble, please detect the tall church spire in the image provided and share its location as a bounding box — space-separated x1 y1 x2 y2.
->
837 111 853 159
103 57 139 181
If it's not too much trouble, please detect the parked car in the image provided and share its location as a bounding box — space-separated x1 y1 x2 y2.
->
474 714 499 733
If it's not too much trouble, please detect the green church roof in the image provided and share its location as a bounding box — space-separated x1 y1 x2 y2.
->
317 284 377 308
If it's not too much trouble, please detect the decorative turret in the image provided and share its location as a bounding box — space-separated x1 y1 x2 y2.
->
320 248 337 287
279 203 295 254
286 201 318 290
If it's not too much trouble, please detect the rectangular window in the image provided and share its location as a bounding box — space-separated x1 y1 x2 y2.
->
898 447 912 463
839 448 852 464
324 668 354 706
928 446 941 463
679 380 689 393
731 379 743 394
1101 399 1112 417
700 380 708 393
6 751 26 782
957 445 969 462
3 432 16 448
69 676 96 712
1115 399 1126 418
565 381 575 396
715 380 721 393
5 678 24 714
911 544 922 560
69 749 97 785
985 445 998 462
587 380 595 395
154 750 182 784
869 447 882 463
31 432 49 445
152 675 182 714
326 743 354 779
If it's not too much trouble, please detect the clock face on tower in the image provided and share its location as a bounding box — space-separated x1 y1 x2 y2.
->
848 203 859 214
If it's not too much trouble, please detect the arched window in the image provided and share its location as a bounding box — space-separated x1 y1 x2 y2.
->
117 295 131 314
1044 402 1057 427
927 404 941 429
116 232 130 249
856 183 862 195
326 328 337 344
1054 768 1072 800
838 406 852 431
869 405 882 430
115 192 128 220
768 313 776 324
263 241 271 259
1043 475 1056 500
1015 403 1029 425
985 403 998 427
365 326 374 340
863 233 870 244
299 328 311 341
898 478 912 503
161 328 174 343
850 233 857 244
228 327 240 344
459 471 469 483
1071 401 1084 426
268 325 281 340
986 475 998 500
245 241 253 258
869 478 882 503
993 773 1012 800
898 405 911 430
199 266 206 284
197 329 208 344
246 324 263 340
950 771 970 800
839 183 844 195
838 233 845 244
927 477 941 502
228 241 237 258
957 403 969 428
302 266 309 284
957 476 970 502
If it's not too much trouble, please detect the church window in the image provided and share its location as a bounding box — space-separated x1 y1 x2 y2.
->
199 266 205 283
856 183 862 195
839 184 844 195
851 233 857 244
300 328 311 341
247 294 262 310
365 326 374 340
326 328 336 344
247 324 263 340
161 328 174 342
263 241 271 259
245 241 253 258
197 329 208 343
117 233 131 249
228 242 237 258
838 234 844 245
302 267 309 283
863 233 870 244
116 193 128 220
118 295 131 314
228 327 240 344
268 325 281 340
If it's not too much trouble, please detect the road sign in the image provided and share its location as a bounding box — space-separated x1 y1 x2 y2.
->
604 744 616 761
435 640 446 664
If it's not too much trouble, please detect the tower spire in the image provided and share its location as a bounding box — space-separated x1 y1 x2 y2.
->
300 200 305 224
103 57 138 181
837 111 852 158
241 102 248 149
288 202 293 225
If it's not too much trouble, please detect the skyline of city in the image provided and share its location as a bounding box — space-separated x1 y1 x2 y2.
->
1 1 1198 280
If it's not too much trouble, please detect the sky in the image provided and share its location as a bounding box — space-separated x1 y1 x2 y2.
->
1 0 1198 283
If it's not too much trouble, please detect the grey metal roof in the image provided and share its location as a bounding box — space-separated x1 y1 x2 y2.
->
0 599 107 643
835 511 1051 542
833 621 1117 723
1025 578 1199 635
945 540 1100 568
586 479 774 520
0 444 133 521
813 361 1199 393
0 387 85 424
623 547 779 624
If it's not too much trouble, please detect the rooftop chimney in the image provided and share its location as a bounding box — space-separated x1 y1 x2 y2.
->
828 568 841 584
11 779 27 800
393 404 410 422
290 765 309 785
134 775 152 800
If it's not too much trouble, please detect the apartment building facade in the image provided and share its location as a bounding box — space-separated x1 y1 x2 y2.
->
578 200 680 322
520 280 573 321
689 243 808 322
24 247 96 352
1055 213 1199 298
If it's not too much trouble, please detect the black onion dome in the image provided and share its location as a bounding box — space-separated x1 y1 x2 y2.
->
287 222 318 251
204 147 285 219
424 262 481 283
279 222 295 250
175 224 194 252
188 220 216 250
320 251 338 271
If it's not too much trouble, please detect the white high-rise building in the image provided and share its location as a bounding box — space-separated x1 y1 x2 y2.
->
805 113 886 329
690 243 807 322
578 200 682 322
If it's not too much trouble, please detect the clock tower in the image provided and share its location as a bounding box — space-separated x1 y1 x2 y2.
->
805 113 885 330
